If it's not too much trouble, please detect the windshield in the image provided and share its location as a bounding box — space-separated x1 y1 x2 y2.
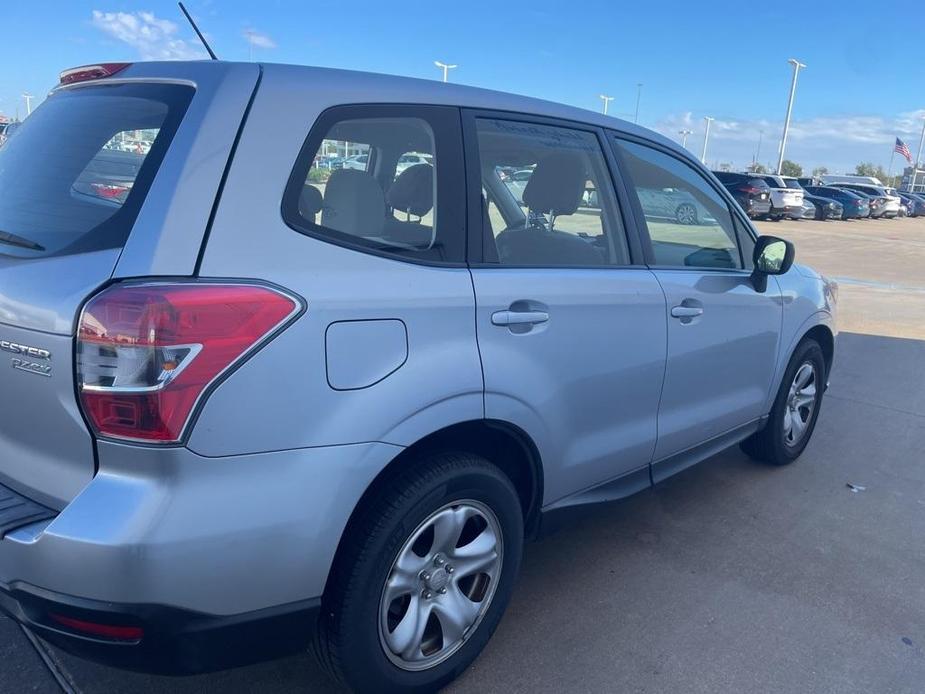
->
0 82 193 258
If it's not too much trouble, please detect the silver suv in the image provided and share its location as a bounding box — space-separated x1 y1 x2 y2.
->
0 61 837 693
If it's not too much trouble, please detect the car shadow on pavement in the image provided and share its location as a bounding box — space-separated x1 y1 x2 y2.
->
35 332 925 694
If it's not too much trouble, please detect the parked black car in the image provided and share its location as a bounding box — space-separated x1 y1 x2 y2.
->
802 186 870 219
711 171 773 219
802 193 843 220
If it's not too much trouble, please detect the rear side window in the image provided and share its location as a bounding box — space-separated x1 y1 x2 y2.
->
0 83 193 258
283 105 465 264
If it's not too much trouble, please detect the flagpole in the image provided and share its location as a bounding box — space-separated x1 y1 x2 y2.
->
915 117 925 192
888 147 895 184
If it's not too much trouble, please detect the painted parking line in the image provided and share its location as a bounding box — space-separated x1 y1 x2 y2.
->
832 276 925 293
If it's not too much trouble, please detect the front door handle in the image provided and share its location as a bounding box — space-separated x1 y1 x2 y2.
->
491 310 549 326
670 305 704 319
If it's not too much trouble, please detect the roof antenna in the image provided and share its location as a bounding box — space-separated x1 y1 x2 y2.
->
178 2 218 60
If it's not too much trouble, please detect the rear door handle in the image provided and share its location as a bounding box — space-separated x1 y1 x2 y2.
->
491 310 549 326
670 306 704 319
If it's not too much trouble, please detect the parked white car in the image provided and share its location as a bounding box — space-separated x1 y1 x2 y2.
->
341 153 369 170
759 174 804 220
395 152 433 174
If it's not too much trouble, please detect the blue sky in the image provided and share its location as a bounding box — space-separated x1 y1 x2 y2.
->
1 0 923 173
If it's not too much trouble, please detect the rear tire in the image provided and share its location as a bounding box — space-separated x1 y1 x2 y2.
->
315 452 523 694
741 339 826 466
675 203 698 225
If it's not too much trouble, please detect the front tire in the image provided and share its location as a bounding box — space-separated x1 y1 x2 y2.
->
741 339 826 465
315 452 524 694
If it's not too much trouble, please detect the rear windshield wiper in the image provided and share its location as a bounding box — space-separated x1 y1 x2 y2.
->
0 230 45 252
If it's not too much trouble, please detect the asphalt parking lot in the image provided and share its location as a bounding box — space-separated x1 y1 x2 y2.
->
3 215 924 693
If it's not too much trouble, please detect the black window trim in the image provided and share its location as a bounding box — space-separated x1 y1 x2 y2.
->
281 103 468 268
608 131 759 273
461 107 646 269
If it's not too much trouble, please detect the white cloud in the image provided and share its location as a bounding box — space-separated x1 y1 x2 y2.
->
652 110 925 172
243 28 276 49
91 10 207 60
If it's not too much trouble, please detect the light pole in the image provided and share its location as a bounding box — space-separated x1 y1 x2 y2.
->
776 58 806 174
755 129 764 167
679 129 693 148
634 83 643 124
434 61 457 83
22 93 34 117
700 116 714 164
913 115 925 192
599 94 614 115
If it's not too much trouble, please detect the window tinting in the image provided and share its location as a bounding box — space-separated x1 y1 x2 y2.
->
474 118 629 267
616 140 743 269
0 83 192 258
285 110 463 263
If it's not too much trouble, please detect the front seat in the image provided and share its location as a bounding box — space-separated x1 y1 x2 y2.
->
384 163 434 248
495 153 604 265
321 169 386 238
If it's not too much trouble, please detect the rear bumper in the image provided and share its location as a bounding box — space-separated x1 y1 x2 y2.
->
744 199 772 217
778 204 804 218
0 580 320 674
0 440 402 672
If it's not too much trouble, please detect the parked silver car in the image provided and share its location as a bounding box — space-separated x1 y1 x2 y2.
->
0 61 837 694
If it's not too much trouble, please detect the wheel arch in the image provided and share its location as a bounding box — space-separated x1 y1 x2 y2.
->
803 323 835 379
766 310 835 414
322 419 544 599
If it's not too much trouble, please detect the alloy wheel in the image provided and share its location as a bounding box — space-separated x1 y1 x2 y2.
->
378 500 503 671
783 362 817 447
676 203 697 225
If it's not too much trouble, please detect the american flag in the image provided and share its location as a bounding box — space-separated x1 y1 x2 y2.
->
894 138 913 163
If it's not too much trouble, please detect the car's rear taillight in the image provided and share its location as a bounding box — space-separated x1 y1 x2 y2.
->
741 185 762 194
77 283 301 443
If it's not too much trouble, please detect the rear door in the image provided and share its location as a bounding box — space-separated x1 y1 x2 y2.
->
465 112 666 505
0 64 255 508
612 137 781 478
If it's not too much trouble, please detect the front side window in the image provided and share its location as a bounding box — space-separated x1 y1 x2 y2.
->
474 118 629 267
284 107 463 263
615 139 743 269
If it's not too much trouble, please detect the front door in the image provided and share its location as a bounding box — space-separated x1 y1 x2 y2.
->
612 137 782 474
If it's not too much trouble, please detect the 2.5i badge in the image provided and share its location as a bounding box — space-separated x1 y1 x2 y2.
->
0 339 52 377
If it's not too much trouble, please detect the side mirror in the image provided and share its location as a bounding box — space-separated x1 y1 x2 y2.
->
751 235 795 292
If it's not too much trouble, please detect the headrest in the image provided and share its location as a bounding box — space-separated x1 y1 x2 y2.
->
321 169 385 236
387 164 434 217
299 184 323 218
522 152 586 216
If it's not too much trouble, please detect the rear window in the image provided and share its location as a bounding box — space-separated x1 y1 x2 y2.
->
0 82 192 258
784 179 802 189
712 171 741 183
